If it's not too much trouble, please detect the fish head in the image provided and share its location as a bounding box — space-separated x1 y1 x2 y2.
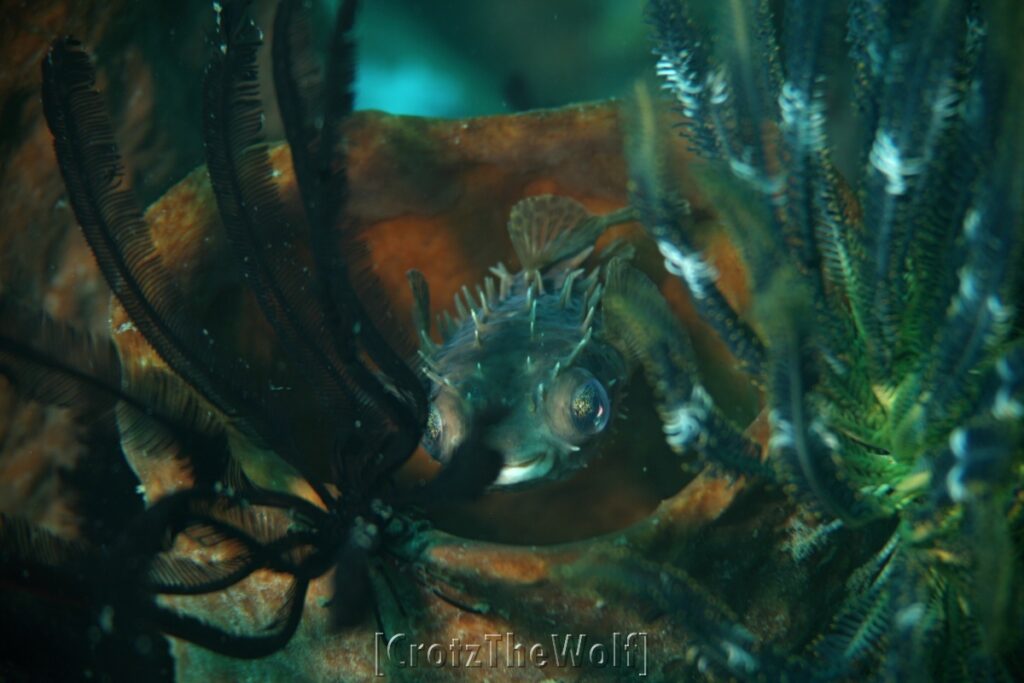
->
422 297 626 489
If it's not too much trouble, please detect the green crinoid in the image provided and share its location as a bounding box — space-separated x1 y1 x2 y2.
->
634 0 1024 679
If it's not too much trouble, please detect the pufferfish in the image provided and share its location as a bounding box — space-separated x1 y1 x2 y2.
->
407 195 639 488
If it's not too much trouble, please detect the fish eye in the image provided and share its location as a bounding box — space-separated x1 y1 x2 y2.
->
545 368 614 445
569 377 610 436
421 393 467 464
422 405 445 460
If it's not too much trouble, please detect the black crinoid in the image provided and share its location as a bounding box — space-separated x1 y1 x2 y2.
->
0 0 501 678
633 0 1023 680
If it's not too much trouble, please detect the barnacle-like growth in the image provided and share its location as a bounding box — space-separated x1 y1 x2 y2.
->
638 0 1023 678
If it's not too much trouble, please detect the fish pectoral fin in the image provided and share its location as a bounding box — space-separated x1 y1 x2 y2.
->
508 195 636 272
602 257 695 371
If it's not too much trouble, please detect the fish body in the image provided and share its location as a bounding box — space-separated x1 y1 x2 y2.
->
411 196 634 488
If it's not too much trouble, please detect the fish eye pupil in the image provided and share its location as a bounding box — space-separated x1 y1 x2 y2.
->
570 379 610 435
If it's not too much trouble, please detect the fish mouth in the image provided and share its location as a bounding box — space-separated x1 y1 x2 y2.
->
492 451 556 488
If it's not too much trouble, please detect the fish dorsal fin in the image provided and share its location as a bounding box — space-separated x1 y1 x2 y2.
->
508 195 594 272
509 195 638 274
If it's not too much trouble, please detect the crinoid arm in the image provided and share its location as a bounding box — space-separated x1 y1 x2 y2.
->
0 464 333 659
625 81 766 377
272 0 429 474
602 257 769 478
0 295 343 657
0 299 238 488
39 33 312 492
118 486 331 659
203 2 362 433
759 270 894 527
644 0 1023 679
204 0 428 499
